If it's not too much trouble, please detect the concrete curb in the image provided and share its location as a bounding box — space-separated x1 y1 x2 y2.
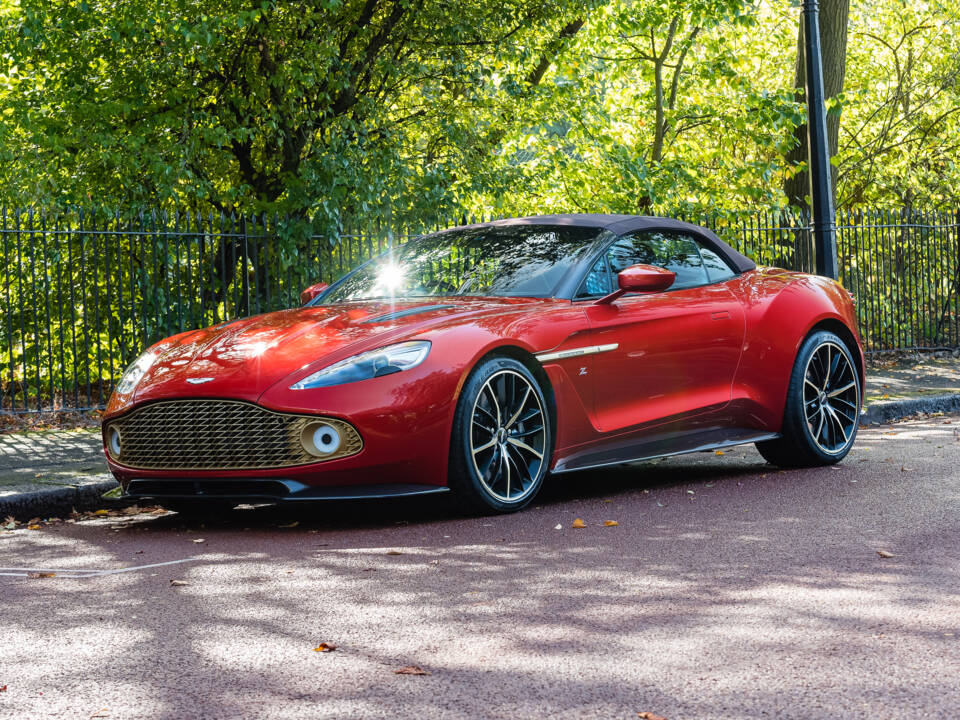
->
861 393 960 426
0 480 118 520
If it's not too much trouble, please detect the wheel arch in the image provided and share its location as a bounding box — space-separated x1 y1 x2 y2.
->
803 317 865 396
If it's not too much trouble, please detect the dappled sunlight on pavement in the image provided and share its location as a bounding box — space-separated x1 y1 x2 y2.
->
2 416 960 718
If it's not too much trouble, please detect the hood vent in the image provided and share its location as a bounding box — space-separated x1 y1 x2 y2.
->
360 304 455 324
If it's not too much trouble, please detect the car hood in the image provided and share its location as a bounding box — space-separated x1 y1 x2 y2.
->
131 297 541 404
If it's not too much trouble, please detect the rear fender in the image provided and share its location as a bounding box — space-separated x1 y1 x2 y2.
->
731 272 862 431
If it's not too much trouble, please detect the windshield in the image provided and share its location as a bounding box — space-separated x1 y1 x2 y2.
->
316 224 603 304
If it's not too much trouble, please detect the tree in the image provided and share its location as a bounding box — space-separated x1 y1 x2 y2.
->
476 0 803 217
782 0 850 209
835 0 960 209
0 0 594 226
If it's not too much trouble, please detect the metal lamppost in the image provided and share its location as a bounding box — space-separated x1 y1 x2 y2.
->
802 0 838 279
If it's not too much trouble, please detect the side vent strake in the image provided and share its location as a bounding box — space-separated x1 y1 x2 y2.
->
360 304 455 324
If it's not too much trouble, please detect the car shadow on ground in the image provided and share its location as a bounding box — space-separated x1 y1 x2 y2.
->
118 452 773 533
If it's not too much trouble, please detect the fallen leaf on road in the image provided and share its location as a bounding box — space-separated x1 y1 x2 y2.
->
0 684 7 691
2 516 15 530
638 713 667 720
603 499 612 503
571 518 586 528
169 580 190 587
94 509 109 516
876 550 895 558
604 520 619 527
27 572 55 579
279 521 299 528
313 643 338 652
27 524 41 530
386 550 403 555
714 450 725 455
901 466 912 472
395 665 430 675
192 538 205 544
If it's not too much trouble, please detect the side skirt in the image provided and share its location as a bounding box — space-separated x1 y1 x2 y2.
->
551 427 781 474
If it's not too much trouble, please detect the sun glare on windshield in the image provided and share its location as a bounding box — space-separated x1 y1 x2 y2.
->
320 225 604 304
375 262 406 295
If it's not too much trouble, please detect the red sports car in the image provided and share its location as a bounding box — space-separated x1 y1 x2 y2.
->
102 214 863 514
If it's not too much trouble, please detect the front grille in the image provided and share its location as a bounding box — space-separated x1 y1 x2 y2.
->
106 400 362 470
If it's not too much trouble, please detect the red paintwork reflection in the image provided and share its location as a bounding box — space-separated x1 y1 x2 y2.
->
103 266 863 493
299 282 329 306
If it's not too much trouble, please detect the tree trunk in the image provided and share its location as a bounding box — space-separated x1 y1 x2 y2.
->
782 0 849 209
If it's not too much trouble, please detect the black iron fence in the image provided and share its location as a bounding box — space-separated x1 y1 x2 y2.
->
1 207 958 413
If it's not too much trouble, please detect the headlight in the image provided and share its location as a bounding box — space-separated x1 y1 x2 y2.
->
115 349 159 394
290 341 431 390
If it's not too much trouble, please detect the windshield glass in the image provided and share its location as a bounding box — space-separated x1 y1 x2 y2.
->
317 224 603 303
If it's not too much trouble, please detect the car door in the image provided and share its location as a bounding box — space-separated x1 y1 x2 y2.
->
579 230 746 433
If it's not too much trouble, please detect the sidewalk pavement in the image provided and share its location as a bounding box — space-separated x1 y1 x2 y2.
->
2 352 959 520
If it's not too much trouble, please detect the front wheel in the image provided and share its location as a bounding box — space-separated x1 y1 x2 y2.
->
757 330 861 467
448 356 552 514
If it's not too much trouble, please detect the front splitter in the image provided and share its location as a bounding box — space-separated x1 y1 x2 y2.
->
123 478 449 502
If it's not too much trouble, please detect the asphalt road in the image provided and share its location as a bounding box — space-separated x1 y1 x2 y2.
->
2 415 960 720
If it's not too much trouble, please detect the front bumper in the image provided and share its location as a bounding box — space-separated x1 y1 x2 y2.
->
103 357 465 494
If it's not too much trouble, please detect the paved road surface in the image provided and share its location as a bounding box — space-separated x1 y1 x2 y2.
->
2 416 960 719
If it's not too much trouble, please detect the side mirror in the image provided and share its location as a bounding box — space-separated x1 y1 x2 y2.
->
300 282 329 306
595 264 675 304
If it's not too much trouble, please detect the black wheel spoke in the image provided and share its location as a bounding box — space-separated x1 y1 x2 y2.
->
475 401 497 426
511 423 544 439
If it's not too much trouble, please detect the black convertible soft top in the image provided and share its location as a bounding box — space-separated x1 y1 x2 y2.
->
480 213 757 274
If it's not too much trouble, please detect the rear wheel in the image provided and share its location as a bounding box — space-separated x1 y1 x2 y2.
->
448 356 552 514
757 330 860 467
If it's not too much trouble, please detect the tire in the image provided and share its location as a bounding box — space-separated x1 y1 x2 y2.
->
448 356 553 514
757 330 861 467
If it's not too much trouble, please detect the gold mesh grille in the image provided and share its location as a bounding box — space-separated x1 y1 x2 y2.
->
106 400 362 470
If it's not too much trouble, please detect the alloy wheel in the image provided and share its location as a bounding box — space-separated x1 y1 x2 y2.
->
469 369 547 503
802 341 859 454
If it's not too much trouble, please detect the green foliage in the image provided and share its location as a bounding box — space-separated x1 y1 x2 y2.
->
0 0 595 230
4 0 960 219
836 0 960 209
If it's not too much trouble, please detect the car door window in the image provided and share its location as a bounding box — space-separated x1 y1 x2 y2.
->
575 230 737 298
698 245 736 282
576 255 613 298
611 231 709 290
